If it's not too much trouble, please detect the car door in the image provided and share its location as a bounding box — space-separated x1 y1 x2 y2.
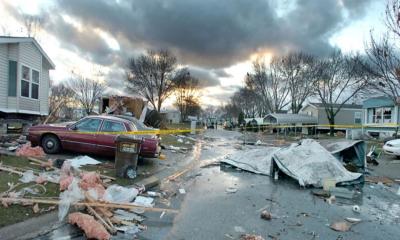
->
96 120 127 156
62 117 102 153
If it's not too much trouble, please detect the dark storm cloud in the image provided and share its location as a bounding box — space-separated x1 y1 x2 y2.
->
54 0 373 66
187 66 221 87
6 0 374 69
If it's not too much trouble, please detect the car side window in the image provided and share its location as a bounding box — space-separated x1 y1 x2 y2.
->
101 120 126 132
75 118 102 132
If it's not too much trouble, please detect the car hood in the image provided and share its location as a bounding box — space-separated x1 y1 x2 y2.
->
386 139 400 146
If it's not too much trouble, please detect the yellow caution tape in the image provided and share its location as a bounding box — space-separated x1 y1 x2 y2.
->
30 123 399 136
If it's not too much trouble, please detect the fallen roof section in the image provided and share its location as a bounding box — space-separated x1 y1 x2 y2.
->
221 147 280 175
271 139 362 187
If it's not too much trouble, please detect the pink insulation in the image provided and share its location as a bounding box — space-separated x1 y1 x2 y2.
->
60 162 74 191
80 172 106 198
16 143 45 158
68 212 110 240
35 176 47 184
60 175 74 191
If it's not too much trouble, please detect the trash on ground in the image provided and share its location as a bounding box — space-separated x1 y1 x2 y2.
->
226 187 238 193
67 155 101 169
240 234 265 240
114 209 145 222
271 139 362 187
345 217 361 223
133 196 154 207
178 188 186 194
104 185 139 203
329 221 352 232
365 176 394 185
260 210 272 220
16 143 45 158
234 226 246 233
325 195 336 204
352 205 361 213
177 138 183 143
20 170 37 183
329 187 355 199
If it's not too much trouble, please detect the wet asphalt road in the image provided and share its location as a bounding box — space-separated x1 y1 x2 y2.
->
22 129 400 239
155 130 400 240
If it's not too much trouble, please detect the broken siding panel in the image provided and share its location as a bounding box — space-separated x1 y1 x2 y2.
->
0 44 8 109
19 97 40 112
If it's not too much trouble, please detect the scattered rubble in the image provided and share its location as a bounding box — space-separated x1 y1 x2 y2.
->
260 210 272 220
240 234 265 240
329 221 352 232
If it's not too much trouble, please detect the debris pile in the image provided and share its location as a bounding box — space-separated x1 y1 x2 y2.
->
0 155 178 240
221 139 364 187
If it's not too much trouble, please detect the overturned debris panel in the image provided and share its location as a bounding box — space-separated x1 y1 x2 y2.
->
271 139 362 187
221 147 280 175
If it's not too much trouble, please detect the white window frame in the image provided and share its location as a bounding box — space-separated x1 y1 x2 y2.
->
368 107 393 124
354 112 362 124
20 65 40 100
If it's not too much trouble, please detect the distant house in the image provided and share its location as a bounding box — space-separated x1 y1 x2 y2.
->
263 113 317 125
160 109 181 124
362 96 399 138
0 36 55 117
299 103 363 130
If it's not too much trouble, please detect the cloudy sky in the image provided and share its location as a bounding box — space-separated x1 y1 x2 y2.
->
0 0 386 108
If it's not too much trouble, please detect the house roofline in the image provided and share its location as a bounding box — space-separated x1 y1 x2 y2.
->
0 36 55 69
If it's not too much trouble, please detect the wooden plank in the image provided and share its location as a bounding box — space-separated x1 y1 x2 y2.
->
0 197 179 214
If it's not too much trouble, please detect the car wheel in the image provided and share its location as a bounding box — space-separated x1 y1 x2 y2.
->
41 134 61 154
124 166 137 179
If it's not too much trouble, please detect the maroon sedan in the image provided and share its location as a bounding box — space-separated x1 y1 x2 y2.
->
28 115 161 158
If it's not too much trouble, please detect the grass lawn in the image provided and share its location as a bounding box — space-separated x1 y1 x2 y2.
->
0 155 60 227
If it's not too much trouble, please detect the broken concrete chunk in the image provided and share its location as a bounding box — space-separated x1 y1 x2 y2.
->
329 221 352 232
260 210 272 220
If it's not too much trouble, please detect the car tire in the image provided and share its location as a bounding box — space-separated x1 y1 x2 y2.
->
124 165 137 179
41 134 61 154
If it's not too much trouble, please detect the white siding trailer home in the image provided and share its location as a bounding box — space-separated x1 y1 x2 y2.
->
0 36 55 118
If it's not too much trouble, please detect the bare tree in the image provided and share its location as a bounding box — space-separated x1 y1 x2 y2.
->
174 69 201 121
246 58 290 113
384 0 400 38
277 52 317 113
313 51 371 135
23 15 42 38
45 82 75 123
230 87 259 117
126 50 178 112
68 76 106 114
